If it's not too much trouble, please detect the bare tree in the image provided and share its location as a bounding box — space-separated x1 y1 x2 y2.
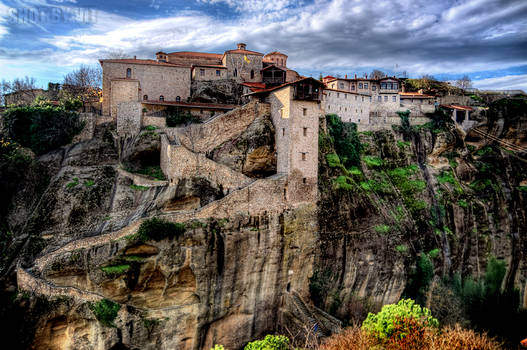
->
455 75 472 90
370 69 387 79
62 65 102 105
1 76 39 106
103 49 129 59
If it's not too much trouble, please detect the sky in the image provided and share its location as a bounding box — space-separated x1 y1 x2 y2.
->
0 0 526 91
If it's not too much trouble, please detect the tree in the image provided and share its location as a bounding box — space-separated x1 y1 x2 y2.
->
103 49 128 59
370 69 387 79
1 77 38 106
62 65 102 105
455 75 472 90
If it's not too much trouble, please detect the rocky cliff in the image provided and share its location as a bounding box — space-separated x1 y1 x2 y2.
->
0 98 526 349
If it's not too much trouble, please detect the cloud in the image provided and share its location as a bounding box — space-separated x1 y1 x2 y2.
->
0 0 527 80
473 74 527 91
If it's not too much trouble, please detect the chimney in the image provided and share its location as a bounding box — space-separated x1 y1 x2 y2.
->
237 43 247 50
354 74 357 79
134 55 136 59
345 74 347 79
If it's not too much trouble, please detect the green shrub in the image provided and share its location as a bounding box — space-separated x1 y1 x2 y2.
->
130 184 148 191
334 175 356 191
100 264 130 276
362 299 438 340
90 299 120 327
428 248 441 259
397 110 411 132
211 345 225 350
395 244 408 253
326 153 341 168
363 155 383 168
132 218 185 242
144 125 158 131
458 199 468 208
84 180 95 187
244 335 289 350
326 114 362 168
437 170 456 185
375 224 391 234
349 166 362 175
517 186 527 192
3 105 84 155
129 166 166 180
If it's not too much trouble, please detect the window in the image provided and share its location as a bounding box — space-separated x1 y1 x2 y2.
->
355 96 358 100
143 95 148 100
365 83 369 89
200 69 205 76
328 105 330 110
393 83 398 90
303 127 307 136
381 83 387 89
345 94 347 99
359 83 363 89
216 70 221 76
369 96 372 102
372 85 376 91
345 107 347 111
303 178 306 184
282 128 285 136
176 96 181 102
384 96 388 102
159 95 164 101
250 70 254 79
362 96 364 101
351 85 355 90
234 68 237 77
378 96 382 102
337 92 340 98
339 83 344 89
126 68 131 78
303 108 307 116
301 153 306 161
392 96 396 102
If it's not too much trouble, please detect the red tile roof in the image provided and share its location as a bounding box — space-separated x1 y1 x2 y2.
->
142 100 237 109
100 58 188 68
440 104 473 111
224 49 263 56
264 51 288 57
241 82 267 88
246 77 324 96
167 51 223 59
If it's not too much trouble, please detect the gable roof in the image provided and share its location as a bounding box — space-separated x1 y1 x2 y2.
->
261 64 286 72
224 48 263 56
246 77 324 96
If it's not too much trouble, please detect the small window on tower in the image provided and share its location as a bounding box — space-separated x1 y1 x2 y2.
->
234 68 238 77
143 95 148 100
200 69 205 76
303 127 307 136
303 178 307 184
303 108 307 116
301 153 306 161
176 96 181 102
126 68 131 78
216 70 221 76
159 95 164 101
282 128 285 136
250 70 254 79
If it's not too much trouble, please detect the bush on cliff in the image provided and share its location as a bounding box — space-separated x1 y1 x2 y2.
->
362 298 438 341
166 106 201 127
325 114 362 168
132 218 185 242
90 299 120 327
3 105 84 155
244 334 289 350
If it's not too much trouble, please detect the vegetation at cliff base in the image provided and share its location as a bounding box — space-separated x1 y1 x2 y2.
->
325 114 362 168
131 218 185 242
90 299 120 327
3 105 84 155
244 334 289 350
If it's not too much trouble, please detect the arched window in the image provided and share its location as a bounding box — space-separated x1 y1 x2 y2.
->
250 70 254 79
126 68 131 78
159 95 164 101
176 96 181 102
234 68 237 77
143 95 148 100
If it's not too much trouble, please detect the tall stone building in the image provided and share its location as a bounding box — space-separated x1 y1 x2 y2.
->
100 43 301 118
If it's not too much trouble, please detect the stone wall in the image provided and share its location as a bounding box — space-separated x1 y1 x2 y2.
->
116 101 142 135
17 266 102 302
192 67 227 81
161 134 253 192
72 113 96 142
176 101 270 153
142 115 166 128
357 114 431 132
110 79 140 118
102 61 191 116
323 89 371 123
223 53 263 82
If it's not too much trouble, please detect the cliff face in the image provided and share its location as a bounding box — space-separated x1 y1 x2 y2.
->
1 99 526 349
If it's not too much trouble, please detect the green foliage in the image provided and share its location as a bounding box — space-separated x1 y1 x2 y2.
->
363 155 383 168
166 107 201 127
428 248 441 259
100 264 130 276
84 180 95 187
131 218 185 242
475 146 494 157
375 224 391 234
66 177 79 188
90 299 120 327
129 184 148 191
244 335 289 350
360 179 391 194
424 109 453 133
397 110 411 133
334 175 356 191
397 140 411 148
470 94 485 104
309 269 333 307
518 186 527 192
211 345 225 350
3 105 84 155
362 299 438 340
129 166 166 180
326 153 341 168
325 114 362 168
405 253 435 302
458 199 468 208
143 125 158 131
395 244 408 253
349 166 362 175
